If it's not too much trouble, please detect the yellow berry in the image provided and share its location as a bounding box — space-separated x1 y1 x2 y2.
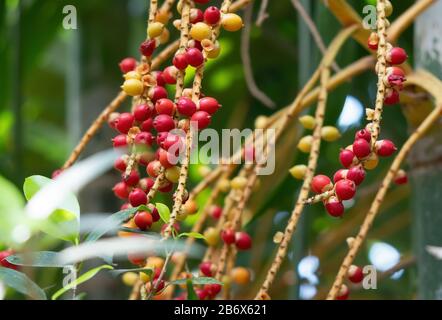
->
159 28 170 44
176 208 188 222
204 227 219 246
219 178 231 192
289 164 307 180
148 22 164 38
221 13 243 32
231 176 248 190
206 41 221 59
122 272 138 286
363 153 379 170
122 79 144 96
118 219 137 237
184 200 198 215
139 271 151 283
297 135 313 153
124 71 142 80
321 126 341 142
190 22 212 41
155 9 171 24
299 115 316 130
165 166 180 183
385 1 393 17
146 256 164 270
230 267 250 285
254 115 268 129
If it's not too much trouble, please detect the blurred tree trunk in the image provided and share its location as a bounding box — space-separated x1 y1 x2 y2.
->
412 1 442 300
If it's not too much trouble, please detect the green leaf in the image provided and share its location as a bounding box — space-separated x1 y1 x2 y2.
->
118 226 157 236
0 267 47 300
186 278 198 300
155 203 170 223
178 232 206 240
6 251 67 268
0 175 25 243
51 265 113 300
110 267 153 277
168 277 222 286
85 207 139 243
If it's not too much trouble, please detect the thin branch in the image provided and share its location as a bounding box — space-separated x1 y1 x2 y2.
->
255 0 269 26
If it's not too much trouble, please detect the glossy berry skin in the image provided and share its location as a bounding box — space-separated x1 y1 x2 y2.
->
113 181 130 199
177 97 197 117
158 149 176 168
123 170 140 186
134 211 153 230
221 13 243 32
112 134 128 148
385 66 406 88
153 114 175 132
367 32 379 50
386 47 408 65
210 205 222 220
346 166 366 186
324 196 344 217
204 6 221 25
139 40 156 57
149 205 160 222
194 0 210 3
153 71 166 87
384 88 400 105
191 111 211 130
147 160 162 177
173 53 189 70
335 179 356 201
141 118 154 132
114 157 127 172
134 132 155 147
199 97 220 114
311 175 333 194
235 231 252 250
352 138 371 159
348 265 364 283
186 48 204 67
375 139 397 157
148 86 168 103
333 169 348 183
163 66 178 84
116 113 135 134
119 57 137 73
199 261 213 277
0 250 18 270
155 98 175 116
129 188 148 207
221 228 235 245
339 149 356 168
139 177 155 192
161 133 183 153
134 104 153 122
394 169 408 185
355 129 371 143
336 284 349 300
204 283 222 299
190 8 204 24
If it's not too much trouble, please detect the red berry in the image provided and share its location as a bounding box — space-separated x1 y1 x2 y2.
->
0 250 18 270
355 129 371 142
163 66 178 84
333 169 348 183
116 113 134 134
129 188 148 207
339 149 356 168
112 134 128 148
149 205 160 222
385 66 406 89
346 166 365 186
134 211 153 230
196 289 208 300
384 88 400 105
108 112 120 129
147 160 162 177
204 283 222 298
160 133 183 153
153 114 175 132
177 97 197 117
221 228 235 244
199 97 220 114
335 179 356 201
352 138 371 159
155 98 176 116
204 6 221 25
191 111 211 130
139 39 156 57
119 57 137 73
188 39 203 51
235 231 252 250
135 132 155 147
141 118 154 132
194 0 210 3
156 132 169 146
199 261 213 277
158 180 173 193
158 148 176 168
386 47 408 65
210 206 222 220
139 177 155 192
152 71 166 87
394 170 408 185
123 170 140 186
348 265 364 283
148 86 168 103
190 8 204 24
367 32 379 50
134 104 153 122
173 53 189 70
186 48 204 67
113 181 130 199
324 196 344 217
336 284 349 300
375 139 397 157
311 175 333 194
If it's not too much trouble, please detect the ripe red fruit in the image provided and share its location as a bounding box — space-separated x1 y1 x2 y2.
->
134 103 153 122
141 118 154 132
119 57 137 73
139 39 156 57
158 180 173 193
123 170 140 186
394 169 408 185
186 48 204 67
116 113 135 134
173 53 189 70
153 114 175 132
221 228 235 244
210 206 222 220
335 179 356 201
386 47 408 65
375 139 397 157
113 181 130 199
196 289 208 300
177 96 197 117
155 98 176 116
348 265 364 283
149 205 160 222
336 284 349 300
161 133 183 153
311 175 333 194
134 132 155 147
355 129 371 142
0 250 18 270
190 8 204 24
148 86 168 103
134 211 153 230
204 6 221 25
191 111 211 130
385 66 406 88
204 283 222 298
147 160 162 177
163 66 178 84
194 0 210 3
139 177 155 192
114 157 127 172
152 71 166 87
112 134 128 148
367 32 379 50
333 169 348 183
384 88 400 105
352 138 371 159
199 97 220 114
129 188 148 207
199 261 213 277
108 112 120 129
324 196 345 217
235 231 252 250
158 148 176 168
339 149 356 168
346 166 366 185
